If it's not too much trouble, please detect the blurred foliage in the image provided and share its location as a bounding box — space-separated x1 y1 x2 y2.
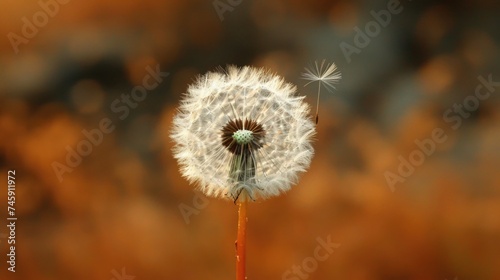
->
0 0 499 279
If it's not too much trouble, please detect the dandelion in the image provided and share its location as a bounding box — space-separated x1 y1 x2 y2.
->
171 66 315 201
170 66 315 280
301 60 341 124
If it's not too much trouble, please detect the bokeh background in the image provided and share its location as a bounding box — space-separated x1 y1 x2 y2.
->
1 0 499 279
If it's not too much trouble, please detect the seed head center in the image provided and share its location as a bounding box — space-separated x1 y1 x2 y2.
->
232 129 253 145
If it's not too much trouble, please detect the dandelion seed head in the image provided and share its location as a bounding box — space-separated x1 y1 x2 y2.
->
170 66 316 201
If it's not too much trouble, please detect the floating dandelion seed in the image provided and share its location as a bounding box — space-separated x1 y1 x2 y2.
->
170 66 316 202
301 60 341 124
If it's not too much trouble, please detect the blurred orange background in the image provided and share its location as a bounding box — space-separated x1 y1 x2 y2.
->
0 0 499 279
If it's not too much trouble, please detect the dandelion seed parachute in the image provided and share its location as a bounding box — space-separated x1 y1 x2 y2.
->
301 60 341 92
301 60 342 124
170 66 315 201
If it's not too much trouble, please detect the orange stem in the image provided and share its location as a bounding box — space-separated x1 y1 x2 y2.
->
236 199 247 280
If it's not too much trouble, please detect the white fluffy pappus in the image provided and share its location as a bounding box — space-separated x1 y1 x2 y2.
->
170 66 316 201
301 60 341 124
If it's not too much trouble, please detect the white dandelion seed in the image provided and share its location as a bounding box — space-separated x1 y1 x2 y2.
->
301 60 341 124
170 66 316 201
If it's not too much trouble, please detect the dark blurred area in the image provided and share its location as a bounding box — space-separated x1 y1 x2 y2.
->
0 0 499 279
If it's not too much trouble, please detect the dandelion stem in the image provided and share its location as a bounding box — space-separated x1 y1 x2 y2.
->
236 197 248 280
